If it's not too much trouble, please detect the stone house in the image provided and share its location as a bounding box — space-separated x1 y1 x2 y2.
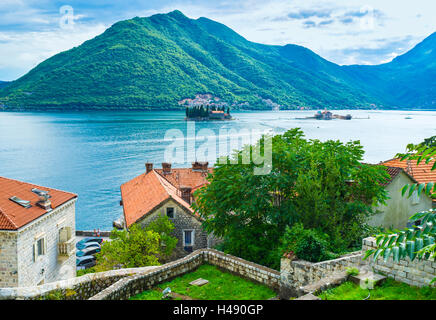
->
369 166 433 229
120 162 221 257
0 177 77 287
381 158 436 208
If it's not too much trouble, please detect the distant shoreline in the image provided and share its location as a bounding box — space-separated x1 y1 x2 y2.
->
1 106 435 113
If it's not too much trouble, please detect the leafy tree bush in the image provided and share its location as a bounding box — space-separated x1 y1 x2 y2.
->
144 214 178 262
194 128 389 269
94 216 177 271
278 223 334 262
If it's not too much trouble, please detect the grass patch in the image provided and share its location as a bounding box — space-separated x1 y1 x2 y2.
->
319 278 436 300
76 267 96 277
130 264 276 300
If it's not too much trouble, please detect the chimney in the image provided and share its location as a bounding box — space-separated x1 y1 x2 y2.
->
31 188 52 211
180 186 192 204
192 161 208 172
162 162 172 174
145 162 153 173
36 196 52 211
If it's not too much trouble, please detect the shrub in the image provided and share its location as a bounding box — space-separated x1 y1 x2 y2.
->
294 233 329 262
279 223 334 263
346 267 360 276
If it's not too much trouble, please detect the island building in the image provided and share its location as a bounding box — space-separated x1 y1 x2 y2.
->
0 177 77 287
119 162 221 257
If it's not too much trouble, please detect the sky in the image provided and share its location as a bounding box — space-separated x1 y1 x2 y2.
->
0 0 435 81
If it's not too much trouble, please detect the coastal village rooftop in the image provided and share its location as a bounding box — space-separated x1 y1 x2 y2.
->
380 158 436 204
120 162 213 228
0 177 77 230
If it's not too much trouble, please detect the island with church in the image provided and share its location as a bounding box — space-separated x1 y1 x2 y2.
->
185 105 233 121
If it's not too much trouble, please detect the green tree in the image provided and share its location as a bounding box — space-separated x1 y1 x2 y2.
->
193 128 389 269
94 216 178 271
144 215 178 261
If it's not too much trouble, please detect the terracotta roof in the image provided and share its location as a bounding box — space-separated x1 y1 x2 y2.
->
154 168 212 190
381 158 436 184
381 158 436 201
380 166 417 186
0 176 77 230
121 170 200 228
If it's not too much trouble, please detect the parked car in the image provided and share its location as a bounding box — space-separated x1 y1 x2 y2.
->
76 255 96 269
76 237 104 247
76 246 101 257
76 241 101 251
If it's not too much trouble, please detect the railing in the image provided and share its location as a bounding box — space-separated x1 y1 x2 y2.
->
58 237 75 257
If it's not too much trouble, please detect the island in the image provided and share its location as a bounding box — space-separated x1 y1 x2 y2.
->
296 109 352 120
185 105 233 121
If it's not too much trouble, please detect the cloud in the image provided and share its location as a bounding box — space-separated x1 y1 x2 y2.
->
302 19 334 29
323 35 417 65
287 9 332 20
0 23 107 80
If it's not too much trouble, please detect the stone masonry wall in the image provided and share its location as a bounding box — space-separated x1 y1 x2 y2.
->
0 248 278 300
280 251 363 298
0 199 76 288
362 237 436 287
0 231 18 287
90 249 280 300
138 199 208 254
16 199 77 287
0 265 158 300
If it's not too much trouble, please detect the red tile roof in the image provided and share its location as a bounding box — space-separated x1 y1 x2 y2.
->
380 166 417 186
154 168 212 190
0 177 77 230
381 159 436 184
121 170 206 228
381 158 436 201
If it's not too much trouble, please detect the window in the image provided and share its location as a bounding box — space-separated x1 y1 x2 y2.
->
33 237 46 262
412 190 420 205
59 226 72 243
37 238 44 256
9 196 31 208
166 207 175 218
183 230 195 247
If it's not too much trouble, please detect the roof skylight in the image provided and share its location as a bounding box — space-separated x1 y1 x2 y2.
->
9 196 32 208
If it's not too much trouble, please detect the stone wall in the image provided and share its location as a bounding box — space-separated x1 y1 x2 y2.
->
137 199 209 254
0 231 18 287
16 199 77 287
90 249 280 300
280 236 436 299
362 237 436 287
0 265 157 300
0 199 76 288
0 248 278 300
280 251 363 298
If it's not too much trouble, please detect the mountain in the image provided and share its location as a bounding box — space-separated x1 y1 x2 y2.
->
0 10 434 110
0 81 9 89
345 32 436 109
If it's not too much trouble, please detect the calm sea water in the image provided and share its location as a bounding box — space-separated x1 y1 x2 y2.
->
1 110 435 230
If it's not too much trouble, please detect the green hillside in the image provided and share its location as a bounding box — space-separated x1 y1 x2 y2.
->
344 32 436 109
0 10 434 110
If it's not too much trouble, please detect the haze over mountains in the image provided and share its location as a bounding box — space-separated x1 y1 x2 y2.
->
0 10 434 111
